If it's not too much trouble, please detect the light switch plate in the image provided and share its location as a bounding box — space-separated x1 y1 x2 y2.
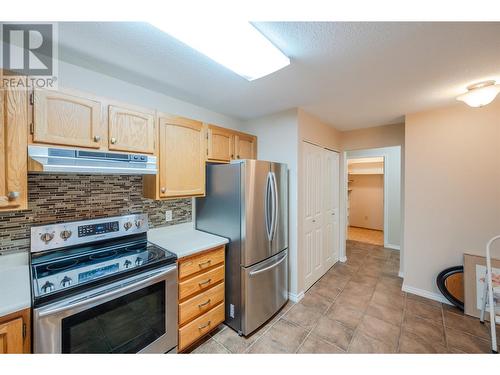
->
165 210 173 222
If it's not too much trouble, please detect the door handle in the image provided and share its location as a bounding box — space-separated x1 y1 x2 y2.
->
264 172 273 241
271 172 279 241
249 252 287 276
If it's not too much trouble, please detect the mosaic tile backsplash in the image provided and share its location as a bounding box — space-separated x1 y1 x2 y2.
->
0 174 192 255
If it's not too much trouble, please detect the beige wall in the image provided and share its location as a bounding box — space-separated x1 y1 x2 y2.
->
349 174 384 230
404 100 500 298
342 123 404 151
298 109 342 151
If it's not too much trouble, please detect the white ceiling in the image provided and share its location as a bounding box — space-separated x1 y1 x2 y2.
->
57 22 500 130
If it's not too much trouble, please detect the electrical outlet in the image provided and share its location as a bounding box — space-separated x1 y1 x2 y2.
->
165 210 173 222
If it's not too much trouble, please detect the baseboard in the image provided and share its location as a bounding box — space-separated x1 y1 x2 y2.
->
339 256 347 263
398 270 404 278
384 243 400 250
402 283 452 305
288 291 304 303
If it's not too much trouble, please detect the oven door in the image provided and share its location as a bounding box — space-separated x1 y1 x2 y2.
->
33 265 177 353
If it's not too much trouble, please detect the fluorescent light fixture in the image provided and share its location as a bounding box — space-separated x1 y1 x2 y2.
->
456 80 500 108
150 21 290 81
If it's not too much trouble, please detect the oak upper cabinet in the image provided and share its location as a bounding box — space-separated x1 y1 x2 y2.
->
206 124 234 163
0 309 31 354
234 132 257 160
32 89 103 149
144 114 205 199
0 74 28 211
108 105 155 154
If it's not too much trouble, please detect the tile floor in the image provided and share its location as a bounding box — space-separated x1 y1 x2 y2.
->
348 226 384 246
187 240 498 354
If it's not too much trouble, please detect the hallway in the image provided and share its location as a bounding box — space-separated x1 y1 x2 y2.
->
348 226 384 246
189 240 497 353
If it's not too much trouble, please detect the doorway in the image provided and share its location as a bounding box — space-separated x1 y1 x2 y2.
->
341 146 402 275
302 141 340 291
347 157 384 246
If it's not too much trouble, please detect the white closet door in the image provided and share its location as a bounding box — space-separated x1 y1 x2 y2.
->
303 142 340 291
303 142 324 291
323 149 340 270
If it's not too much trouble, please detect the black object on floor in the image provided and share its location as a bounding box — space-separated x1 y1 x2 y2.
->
436 266 464 311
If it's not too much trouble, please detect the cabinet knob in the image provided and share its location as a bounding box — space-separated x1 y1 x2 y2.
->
110 137 117 144
237 155 240 159
7 191 19 200
160 187 166 193
93 135 101 142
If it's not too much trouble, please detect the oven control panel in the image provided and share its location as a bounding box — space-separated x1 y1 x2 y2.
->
30 214 148 253
78 221 119 237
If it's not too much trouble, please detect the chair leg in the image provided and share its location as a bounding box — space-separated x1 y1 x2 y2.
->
487 281 497 353
480 278 488 323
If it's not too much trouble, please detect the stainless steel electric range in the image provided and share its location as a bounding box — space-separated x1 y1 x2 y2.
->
30 214 178 354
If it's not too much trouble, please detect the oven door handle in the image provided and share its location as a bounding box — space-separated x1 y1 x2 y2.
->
37 265 176 318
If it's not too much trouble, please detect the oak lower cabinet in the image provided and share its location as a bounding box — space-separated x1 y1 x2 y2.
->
0 73 28 211
234 132 257 160
0 309 31 354
177 246 225 352
108 105 155 154
144 114 206 199
32 89 103 149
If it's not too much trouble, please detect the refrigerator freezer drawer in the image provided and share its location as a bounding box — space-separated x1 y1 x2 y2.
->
241 250 288 335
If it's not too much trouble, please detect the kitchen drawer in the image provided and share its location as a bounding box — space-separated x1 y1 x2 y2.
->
179 282 224 326
179 302 224 351
178 246 225 280
179 264 224 300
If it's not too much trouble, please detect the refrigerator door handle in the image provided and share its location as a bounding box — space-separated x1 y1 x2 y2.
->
271 172 279 241
249 252 288 276
264 172 273 241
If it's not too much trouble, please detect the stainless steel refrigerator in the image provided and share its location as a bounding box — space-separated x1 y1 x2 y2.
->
196 160 288 336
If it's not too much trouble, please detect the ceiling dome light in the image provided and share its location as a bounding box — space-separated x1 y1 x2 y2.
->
456 80 500 108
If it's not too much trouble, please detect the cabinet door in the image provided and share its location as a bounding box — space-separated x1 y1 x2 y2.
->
158 115 205 198
207 125 233 162
0 318 23 354
234 133 257 160
0 75 28 211
108 105 155 154
33 89 102 149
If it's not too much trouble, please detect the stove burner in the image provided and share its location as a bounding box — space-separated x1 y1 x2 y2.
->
46 259 79 271
148 249 160 262
89 250 117 260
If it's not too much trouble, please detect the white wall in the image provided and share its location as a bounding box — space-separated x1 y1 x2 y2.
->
346 147 402 251
241 109 300 298
58 60 244 131
349 174 384 230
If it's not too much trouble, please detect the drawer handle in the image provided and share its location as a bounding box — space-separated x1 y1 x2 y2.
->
198 260 212 268
198 278 212 286
198 299 212 308
198 320 211 330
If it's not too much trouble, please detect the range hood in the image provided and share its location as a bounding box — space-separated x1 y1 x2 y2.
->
28 146 157 175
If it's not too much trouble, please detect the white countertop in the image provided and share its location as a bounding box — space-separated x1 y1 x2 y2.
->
148 223 228 259
0 252 31 317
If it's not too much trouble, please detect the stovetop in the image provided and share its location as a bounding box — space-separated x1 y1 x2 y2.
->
30 214 177 306
31 234 176 305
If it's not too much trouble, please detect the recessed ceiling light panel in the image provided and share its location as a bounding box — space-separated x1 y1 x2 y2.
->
150 21 290 81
